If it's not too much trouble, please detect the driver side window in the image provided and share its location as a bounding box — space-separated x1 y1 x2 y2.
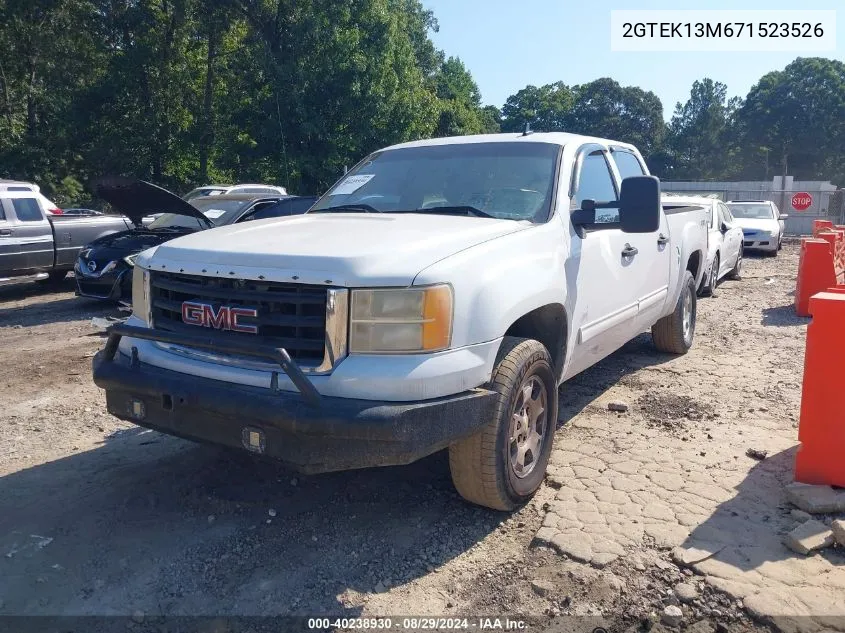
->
574 152 618 224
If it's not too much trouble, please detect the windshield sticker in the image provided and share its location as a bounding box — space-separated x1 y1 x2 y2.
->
203 209 226 219
332 174 375 195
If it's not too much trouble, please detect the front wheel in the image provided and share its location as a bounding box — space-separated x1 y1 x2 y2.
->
449 337 557 511
651 270 696 355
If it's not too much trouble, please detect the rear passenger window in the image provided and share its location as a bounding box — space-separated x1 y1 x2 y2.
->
611 150 646 180
12 198 43 222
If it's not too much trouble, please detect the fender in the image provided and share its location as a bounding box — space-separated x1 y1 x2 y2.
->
413 221 570 354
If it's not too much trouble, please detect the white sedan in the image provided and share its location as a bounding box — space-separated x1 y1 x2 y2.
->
726 200 787 256
664 195 743 296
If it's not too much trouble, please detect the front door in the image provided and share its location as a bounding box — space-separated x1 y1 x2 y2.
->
9 196 54 271
608 148 670 332
717 202 741 274
565 147 643 378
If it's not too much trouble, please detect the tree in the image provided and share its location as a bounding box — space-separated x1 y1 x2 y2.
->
568 78 665 157
433 56 485 136
500 82 574 132
739 57 845 183
665 79 741 180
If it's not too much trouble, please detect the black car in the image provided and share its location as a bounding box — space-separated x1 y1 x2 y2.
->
75 177 317 303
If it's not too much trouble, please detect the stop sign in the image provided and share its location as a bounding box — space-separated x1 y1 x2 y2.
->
791 192 813 212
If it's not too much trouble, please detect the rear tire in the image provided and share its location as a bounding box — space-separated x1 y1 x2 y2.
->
449 337 557 511
652 270 696 355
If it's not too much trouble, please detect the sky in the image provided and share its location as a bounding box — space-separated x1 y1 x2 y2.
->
421 0 844 120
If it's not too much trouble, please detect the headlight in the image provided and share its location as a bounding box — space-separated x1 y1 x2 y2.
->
350 285 453 354
131 265 151 325
123 254 138 267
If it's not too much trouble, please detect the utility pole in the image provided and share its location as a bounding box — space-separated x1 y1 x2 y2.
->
779 151 788 214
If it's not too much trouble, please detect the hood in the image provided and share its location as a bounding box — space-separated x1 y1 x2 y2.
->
95 176 211 226
82 227 199 261
148 213 531 286
733 217 780 232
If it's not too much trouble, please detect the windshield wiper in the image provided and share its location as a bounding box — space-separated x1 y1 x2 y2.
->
404 205 497 219
310 204 382 214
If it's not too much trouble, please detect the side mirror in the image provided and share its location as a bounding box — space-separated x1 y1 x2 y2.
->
619 176 660 234
720 221 729 233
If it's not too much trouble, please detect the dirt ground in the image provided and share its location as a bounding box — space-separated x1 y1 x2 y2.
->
0 245 840 633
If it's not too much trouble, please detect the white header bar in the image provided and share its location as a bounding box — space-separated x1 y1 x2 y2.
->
611 10 837 52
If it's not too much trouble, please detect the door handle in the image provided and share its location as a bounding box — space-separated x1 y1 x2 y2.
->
0 229 12 236
657 233 669 246
621 243 638 258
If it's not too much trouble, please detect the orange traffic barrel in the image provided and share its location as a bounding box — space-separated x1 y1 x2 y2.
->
795 291 845 487
794 239 837 316
813 219 835 237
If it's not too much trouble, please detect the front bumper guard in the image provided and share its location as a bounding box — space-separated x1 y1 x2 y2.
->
101 323 323 408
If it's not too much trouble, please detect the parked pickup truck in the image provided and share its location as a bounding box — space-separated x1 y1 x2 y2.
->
0 190 131 285
93 132 708 510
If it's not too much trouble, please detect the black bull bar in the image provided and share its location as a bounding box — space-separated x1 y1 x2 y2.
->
99 323 323 408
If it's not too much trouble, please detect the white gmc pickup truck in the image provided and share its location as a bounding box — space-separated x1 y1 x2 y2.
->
93 133 708 510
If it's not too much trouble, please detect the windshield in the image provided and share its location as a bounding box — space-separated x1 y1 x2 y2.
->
147 199 245 230
184 187 227 201
727 203 774 219
311 142 560 222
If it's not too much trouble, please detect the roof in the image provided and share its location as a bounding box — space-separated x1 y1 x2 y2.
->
230 184 284 189
381 132 640 153
191 193 288 203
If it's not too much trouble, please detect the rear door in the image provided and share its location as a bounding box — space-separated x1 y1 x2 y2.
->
8 195 54 271
609 147 671 332
0 198 22 275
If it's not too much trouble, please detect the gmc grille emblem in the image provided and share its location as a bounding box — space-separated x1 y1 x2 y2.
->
181 301 258 334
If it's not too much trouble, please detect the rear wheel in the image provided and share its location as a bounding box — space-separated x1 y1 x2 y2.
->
651 270 696 355
700 254 719 298
449 337 557 511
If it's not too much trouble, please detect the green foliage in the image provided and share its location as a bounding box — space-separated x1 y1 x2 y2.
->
740 57 845 183
665 79 741 180
2 1 845 201
0 0 490 198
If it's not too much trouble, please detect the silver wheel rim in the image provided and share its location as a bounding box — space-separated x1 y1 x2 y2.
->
682 288 693 342
736 251 742 274
508 376 548 479
710 260 718 289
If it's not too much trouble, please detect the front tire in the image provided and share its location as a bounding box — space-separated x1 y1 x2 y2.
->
449 337 557 511
652 270 696 355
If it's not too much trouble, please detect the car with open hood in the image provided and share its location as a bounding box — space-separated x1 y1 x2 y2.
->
75 177 315 303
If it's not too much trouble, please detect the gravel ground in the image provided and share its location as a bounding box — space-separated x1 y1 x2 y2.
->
0 246 821 633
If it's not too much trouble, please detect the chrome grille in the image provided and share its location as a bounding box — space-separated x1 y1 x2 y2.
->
149 271 329 366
